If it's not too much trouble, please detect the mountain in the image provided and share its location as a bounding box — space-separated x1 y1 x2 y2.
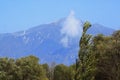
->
88 23 115 36
0 19 115 65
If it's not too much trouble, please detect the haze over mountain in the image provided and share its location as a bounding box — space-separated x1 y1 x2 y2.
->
0 12 115 65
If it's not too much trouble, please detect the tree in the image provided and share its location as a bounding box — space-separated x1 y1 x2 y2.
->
15 55 48 80
42 63 51 80
0 58 14 80
0 55 48 80
48 62 56 80
54 64 75 80
75 21 97 80
92 30 120 80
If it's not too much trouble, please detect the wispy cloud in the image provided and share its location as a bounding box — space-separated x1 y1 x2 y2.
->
60 10 83 47
60 36 69 47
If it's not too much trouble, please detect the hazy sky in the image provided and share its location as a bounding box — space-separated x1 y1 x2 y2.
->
0 0 120 33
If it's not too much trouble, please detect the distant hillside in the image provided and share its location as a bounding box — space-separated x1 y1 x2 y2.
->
88 23 115 36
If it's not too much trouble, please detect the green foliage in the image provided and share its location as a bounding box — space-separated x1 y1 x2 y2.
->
76 21 96 80
78 30 120 80
42 63 50 79
54 64 75 80
93 31 120 80
0 56 48 80
76 22 120 80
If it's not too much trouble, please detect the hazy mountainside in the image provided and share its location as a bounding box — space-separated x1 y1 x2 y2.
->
0 19 115 65
87 24 115 36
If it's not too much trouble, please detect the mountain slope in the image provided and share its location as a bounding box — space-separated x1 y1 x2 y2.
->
88 24 114 36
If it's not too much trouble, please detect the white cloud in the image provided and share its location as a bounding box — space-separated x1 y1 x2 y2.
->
60 10 83 47
60 36 69 48
61 10 82 37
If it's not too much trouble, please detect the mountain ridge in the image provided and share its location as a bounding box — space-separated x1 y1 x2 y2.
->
0 19 115 65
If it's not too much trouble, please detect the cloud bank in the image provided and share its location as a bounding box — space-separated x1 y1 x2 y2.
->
61 10 83 47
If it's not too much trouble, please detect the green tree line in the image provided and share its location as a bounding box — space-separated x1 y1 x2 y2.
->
0 55 76 80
